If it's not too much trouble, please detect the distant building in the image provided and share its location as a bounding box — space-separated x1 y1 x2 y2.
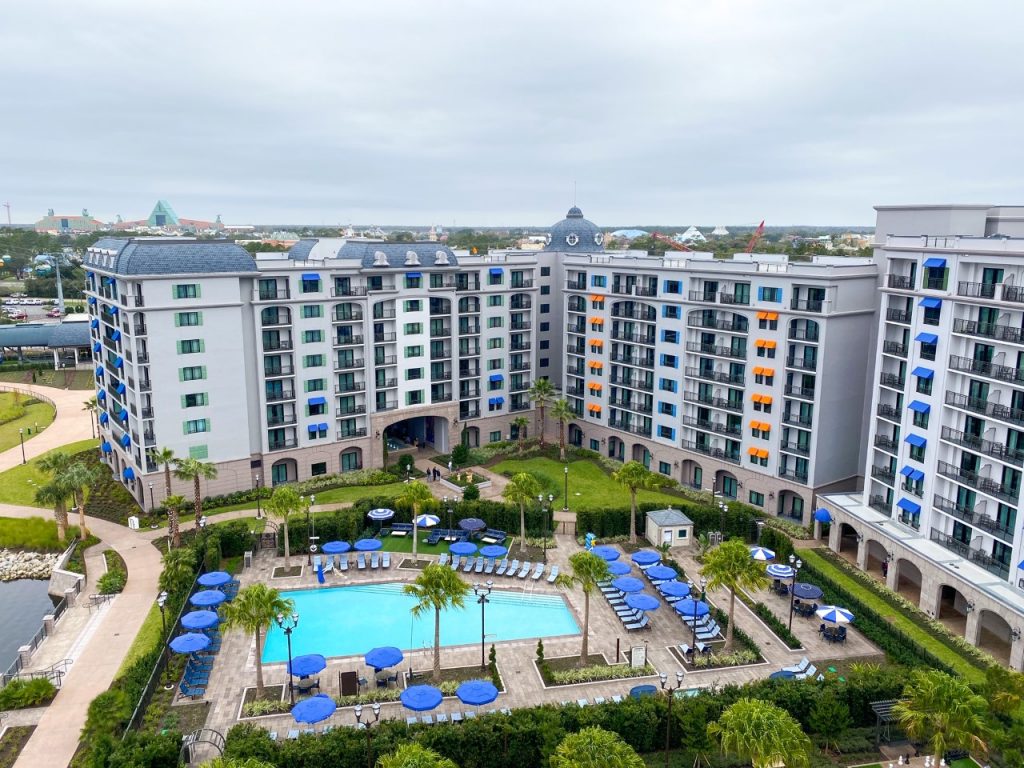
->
113 200 224 234
711 225 730 237
34 208 105 235
676 226 707 244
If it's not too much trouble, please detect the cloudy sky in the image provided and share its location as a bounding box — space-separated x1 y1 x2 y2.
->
3 1 1022 227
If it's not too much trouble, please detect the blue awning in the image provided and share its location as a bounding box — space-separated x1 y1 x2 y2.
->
87 271 94 279
406 272 422 279
908 400 931 413
919 297 942 309
115 383 126 395
915 332 939 344
897 498 921 515
923 257 947 268
99 412 109 424
489 374 503 382
301 273 320 281
318 422 329 431
912 366 934 379
909 469 925 482
900 466 914 477
123 467 135 481
120 433 131 447
90 319 99 329
92 342 101 353
101 441 112 453
114 357 124 368
308 396 326 406
489 268 503 276
95 366 104 377
109 305 119 315
307 424 319 434
488 397 505 405
97 390 106 400
87 296 97 305
905 434 927 448
111 330 121 341
119 409 129 421
813 508 833 523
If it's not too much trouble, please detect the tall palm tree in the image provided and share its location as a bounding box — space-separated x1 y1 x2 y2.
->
501 472 541 549
511 416 529 455
35 480 73 543
266 485 303 568
376 744 458 768
612 460 657 544
172 457 218 529
708 697 812 768
892 669 991 763
527 377 556 446
82 396 99 439
220 583 294 700
398 480 434 562
65 461 99 538
551 398 574 462
700 538 770 651
550 727 645 768
149 447 176 497
555 550 609 665
158 547 197 600
163 494 187 548
403 563 470 679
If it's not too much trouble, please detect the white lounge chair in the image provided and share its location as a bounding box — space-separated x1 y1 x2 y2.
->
782 656 810 674
381 553 390 568
547 565 560 583
531 563 544 580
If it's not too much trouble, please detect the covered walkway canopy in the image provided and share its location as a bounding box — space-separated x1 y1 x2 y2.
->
0 320 92 368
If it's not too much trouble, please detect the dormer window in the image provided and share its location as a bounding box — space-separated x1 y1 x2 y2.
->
405 250 420 266
373 251 388 267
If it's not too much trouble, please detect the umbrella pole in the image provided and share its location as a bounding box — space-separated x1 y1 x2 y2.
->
412 519 419 563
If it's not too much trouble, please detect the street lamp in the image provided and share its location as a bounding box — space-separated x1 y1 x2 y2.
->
473 581 493 669
539 493 554 562
659 670 685 768
148 482 155 513
156 590 168 683
309 494 318 564
354 702 382 768
688 577 708 647
444 496 453 537
718 500 728 536
563 464 569 512
18 428 25 464
255 473 262 519
275 612 300 705
787 553 803 632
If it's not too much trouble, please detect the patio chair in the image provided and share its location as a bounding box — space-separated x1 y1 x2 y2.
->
547 565 560 583
357 553 366 570
179 681 205 699
381 553 391 569
463 556 476 572
496 559 508 576
287 729 300 740
518 561 532 578
436 713 449 724
625 615 650 631
500 708 511 715
463 711 476 719
268 732 277 741
593 697 606 705
795 664 818 681
313 554 323 572
450 555 461 570
679 643 693 658
421 715 434 725
577 698 589 707
696 642 710 655
505 559 520 577
323 556 334 573
475 558 485 573
302 728 315 736
484 559 495 574
370 553 380 569
438 553 449 567
611 695 623 703
339 556 348 572
406 716 418 726
450 711 463 724
531 563 545 580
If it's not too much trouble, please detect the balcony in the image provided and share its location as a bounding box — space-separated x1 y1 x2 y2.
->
634 286 658 297
780 441 811 457
684 367 744 385
336 358 365 370
681 440 741 465
460 346 481 358
510 279 534 289
681 416 742 437
510 342 532 352
455 281 481 293
974 514 1015 543
140 407 154 419
336 404 367 416
956 281 997 299
870 466 896 485
264 365 295 378
263 339 293 351
377 401 399 412
371 309 396 320
785 356 817 371
932 494 975 523
373 332 397 343
952 318 1023 344
787 327 819 342
886 308 911 324
138 379 152 392
565 280 587 291
685 342 746 360
458 325 481 336
267 414 297 427
874 435 898 453
431 371 452 383
683 392 743 412
947 355 1024 384
940 426 1024 465
876 403 901 421
790 299 824 313
868 494 891 516
373 355 398 366
607 418 652 437
887 274 914 290
610 353 654 368
509 299 532 310
459 388 480 399
333 312 363 323
460 406 481 419
257 288 291 301
970 550 1010 580
882 341 907 358
782 412 813 427
923 277 946 290
335 382 367 394
331 286 367 297
612 331 658 345
945 390 1024 427
609 375 653 392
374 379 397 390
879 372 905 389
337 428 369 441
432 393 454 404
784 385 816 400
608 397 653 414
334 335 363 348
930 528 971 558
268 438 298 451
509 362 531 372
1003 285 1024 303
719 291 750 305
430 348 452 361
778 467 809 482
509 380 530 393
135 351 150 364
133 322 147 336
686 317 748 334
611 307 657 322
266 389 296 402
937 460 1018 502
565 385 584 396
687 290 718 303
427 279 456 290
430 327 452 339
510 321 531 331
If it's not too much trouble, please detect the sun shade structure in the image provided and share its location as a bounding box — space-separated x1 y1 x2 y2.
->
169 633 211 654
590 545 620 561
459 517 486 532
766 563 795 579
625 593 661 611
673 598 710 618
479 544 508 558
292 694 336 724
449 541 478 555
749 546 776 561
180 611 220 631
659 581 691 598
611 576 645 593
189 590 227 608
645 565 678 581
354 539 383 551
289 654 327 677
197 571 231 587
607 561 632 575
455 680 499 707
631 550 660 566
413 514 440 527
816 605 854 624
322 541 351 554
367 508 395 521
365 646 404 670
792 583 823 600
401 685 443 712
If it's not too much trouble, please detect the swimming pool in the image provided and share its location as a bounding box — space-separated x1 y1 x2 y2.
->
261 582 579 662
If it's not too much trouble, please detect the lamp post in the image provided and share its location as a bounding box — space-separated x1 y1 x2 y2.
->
148 482 155 513
18 428 25 464
659 670 685 768
308 494 318 564
156 590 168 682
539 493 554 562
255 473 262 520
354 702 381 768
688 577 707 647
718 500 727 537
563 464 569 512
473 581 493 669
787 553 803 632
275 612 299 705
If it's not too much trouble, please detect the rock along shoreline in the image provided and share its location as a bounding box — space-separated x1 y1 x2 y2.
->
0 549 60 581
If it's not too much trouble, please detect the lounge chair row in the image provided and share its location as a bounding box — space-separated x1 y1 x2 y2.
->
558 695 622 707
598 581 652 631
782 657 823 680
680 613 722 641
441 556 559 582
406 708 510 725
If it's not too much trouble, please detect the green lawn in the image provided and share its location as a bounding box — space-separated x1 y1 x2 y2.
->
490 457 684 510
0 392 56 454
0 369 95 390
0 438 98 507
115 603 163 679
798 548 986 683
0 516 80 551
313 482 408 505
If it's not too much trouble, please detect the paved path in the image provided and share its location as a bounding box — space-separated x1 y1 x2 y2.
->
0 383 94 472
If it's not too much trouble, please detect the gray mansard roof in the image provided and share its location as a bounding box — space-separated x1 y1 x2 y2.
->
335 242 459 268
86 238 258 276
544 206 605 253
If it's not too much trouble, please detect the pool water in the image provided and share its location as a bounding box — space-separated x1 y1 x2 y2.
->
261 582 579 662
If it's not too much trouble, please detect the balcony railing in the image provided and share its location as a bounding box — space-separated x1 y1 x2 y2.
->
686 317 749 333
778 467 809 482
268 438 298 451
868 494 891 515
953 317 1024 344
267 414 297 427
612 331 658 345
264 366 295 378
937 460 1018 502
262 339 292 351
430 328 452 338
331 286 367 296
790 299 824 313
1003 284 1024 303
565 280 587 291
947 354 1024 384
970 550 1010 580
335 382 367 394
680 416 739 437
609 376 653 391
940 426 1024 465
266 390 296 402
684 367 744 385
377 401 399 412
257 288 291 301
782 412 813 427
683 392 743 412
923 277 946 290
876 403 901 420
509 362 531 371
510 342 532 352
429 349 452 361
932 494 975 523
373 332 397 343
719 291 751 305
930 528 971 558
510 402 531 412
780 441 811 457
784 385 816 400
607 418 652 436
687 291 718 303
886 308 911 324
336 358 365 370
787 328 819 342
956 281 998 299
611 307 657 322
334 336 364 346
945 390 1024 427
681 441 741 465
879 372 905 389
610 353 654 368
974 514 1015 543
786 356 817 371
333 312 363 323
336 404 367 416
608 397 653 414
371 310 396 319
458 325 481 336
432 393 454 403
685 342 746 359
871 466 896 485
510 321 531 331
887 274 914 290
882 341 907 357
374 379 397 390
337 428 369 441
874 435 898 453
373 355 397 366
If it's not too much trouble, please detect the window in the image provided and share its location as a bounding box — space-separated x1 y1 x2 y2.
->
909 443 926 462
663 280 682 294
181 393 208 408
540 303 550 314
488 378 504 391
540 357 550 367
301 304 322 319
591 297 605 309
540 285 551 295
173 284 199 299
308 400 326 416
184 418 210 434
180 366 206 381
663 305 680 319
749 491 765 506
487 296 503 307
662 330 678 344
406 390 425 406
405 345 423 357
487 317 503 328
758 318 778 330
658 402 676 416
591 275 607 287
177 339 204 354
303 354 325 368
590 439 600 452
487 338 503 349
657 425 676 440
754 372 774 385
175 311 202 327
301 277 320 293
488 358 503 370
404 322 423 334
305 379 325 392
406 275 422 289
590 341 602 353
758 287 782 302
659 378 677 392
541 266 551 276
540 340 550 349
540 321 550 332
659 461 671 475
489 431 502 443
307 424 328 440
406 368 423 380
756 345 776 359
913 410 929 429
488 271 502 286
404 300 422 312
303 330 323 343
660 354 678 368
722 476 738 499
311 462 327 477
188 445 208 459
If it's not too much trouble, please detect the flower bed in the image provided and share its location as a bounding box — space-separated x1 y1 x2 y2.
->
536 654 656 687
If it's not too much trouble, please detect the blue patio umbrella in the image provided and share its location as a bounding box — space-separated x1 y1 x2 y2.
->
289 654 327 677
813 508 834 523
750 546 776 562
646 565 678 581
322 540 351 555
816 605 854 624
611 576 645 593
365 646 404 670
197 571 231 587
414 514 440 528
659 581 691 598
629 684 658 699
480 544 508 558
590 545 620 561
450 541 478 556
292 694 336 724
455 680 499 707
181 610 220 631
354 538 383 551
458 517 486 532
631 550 660 566
607 561 632 576
766 564 796 580
169 632 211 654
625 593 660 612
190 589 227 608
674 598 710 618
401 685 443 712
792 582 823 600
367 508 395 522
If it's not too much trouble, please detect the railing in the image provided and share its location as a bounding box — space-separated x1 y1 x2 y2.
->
930 528 971 558
331 286 367 296
719 292 750 305
887 274 914 290
879 373 905 388
459 326 481 336
427 280 457 290
870 466 895 485
510 321 531 331
263 339 292 351
786 356 817 371
430 328 452 338
510 280 534 289
787 328 819 342
334 336 364 346
336 405 367 416
684 367 744 385
609 353 654 368
784 385 816 400
681 416 742 437
612 331 658 345
778 467 809 482
607 418 652 436
1003 284 1024 303
876 403 901 420
567 325 586 335
267 414 297 427
782 412 813 427
940 425 1024 465
937 460 1017 502
609 376 653 391
957 281 998 299
377 401 399 411
372 332 396 343
333 312 363 323
335 382 367 393
375 379 397 389
565 386 583 396
681 440 741 464
509 300 532 310
945 390 1024 426
510 342 532 352
430 349 452 360
608 397 653 414
336 359 365 370
337 428 368 440
897 513 920 530
683 392 743 412
946 355 1024 384
611 307 657 321
686 317 749 333
790 299 824 313
140 407 154 418
264 366 295 377
565 281 588 290
932 494 975 523
266 390 295 402
431 393 454 403
684 342 746 359
882 341 907 357
688 291 718 303
874 435 898 453
970 550 1010 579
510 401 531 412
780 441 811 457
952 318 1023 344
974 514 1015 543
256 288 291 300
886 308 911 324
455 282 481 292
509 362 531 371
868 494 891 515
923 277 946 290
634 286 658 297
372 310 396 319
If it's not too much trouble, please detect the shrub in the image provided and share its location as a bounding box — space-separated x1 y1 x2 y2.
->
542 663 656 686
450 443 470 466
204 535 222 571
97 569 127 594
757 526 795 561
692 649 758 669
0 677 57 709
462 483 480 501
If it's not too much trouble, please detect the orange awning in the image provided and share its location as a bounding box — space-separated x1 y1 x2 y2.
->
762 367 775 377
760 395 773 405
757 448 769 459
588 404 602 413
753 366 765 375
751 393 764 403
589 382 603 391
764 340 778 349
749 420 761 429
589 339 604 347
755 339 768 348
764 312 779 321
589 317 604 325
756 311 769 320
590 294 605 303
748 447 760 456
760 422 771 431
589 360 603 369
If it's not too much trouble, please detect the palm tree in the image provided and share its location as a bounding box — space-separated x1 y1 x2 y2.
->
527 377 556 446
158 547 196 600
501 472 541 549
172 457 218 529
266 485 303 568
512 416 529 455
708 697 812 768
65 462 99 538
82 396 99 439
163 494 187 548
149 447 176 497
555 550 609 665
35 480 73 543
700 538 770 651
398 480 434 563
403 563 470 679
892 669 990 763
612 461 657 544
220 583 294 700
551 398 574 462
550 727 645 768
376 743 458 768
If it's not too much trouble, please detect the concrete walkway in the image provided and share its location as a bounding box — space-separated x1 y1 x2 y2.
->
0 383 94 472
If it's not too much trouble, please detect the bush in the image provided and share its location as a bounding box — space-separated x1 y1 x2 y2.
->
757 526 795 561
450 443 470 466
97 569 127 594
204 535 222 571
462 483 480 501
0 677 57 709
692 649 758 669
0 516 80 552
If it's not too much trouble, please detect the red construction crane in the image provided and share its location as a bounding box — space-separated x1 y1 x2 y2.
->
651 232 693 252
745 220 766 253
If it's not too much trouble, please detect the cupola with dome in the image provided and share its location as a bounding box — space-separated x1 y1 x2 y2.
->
544 206 605 252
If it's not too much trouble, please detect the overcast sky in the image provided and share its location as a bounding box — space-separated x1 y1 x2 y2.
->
3 1 1022 228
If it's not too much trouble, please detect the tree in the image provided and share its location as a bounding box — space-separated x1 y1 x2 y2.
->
266 485 303 568
82 396 99 438
220 583 294 700
402 564 470 679
65 461 99 538
37 450 74 542
149 447 176 497
204 758 276 768
527 378 556 446
173 457 218 529
550 727 644 768
551 398 574 462
708 697 812 768
555 551 609 665
158 547 196 600
376 743 458 768
164 494 187 548
700 538 770 651
398 480 434 562
892 669 991 763
983 664 1024 716
807 689 851 753
512 416 529 456
612 461 657 544
502 472 541 550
